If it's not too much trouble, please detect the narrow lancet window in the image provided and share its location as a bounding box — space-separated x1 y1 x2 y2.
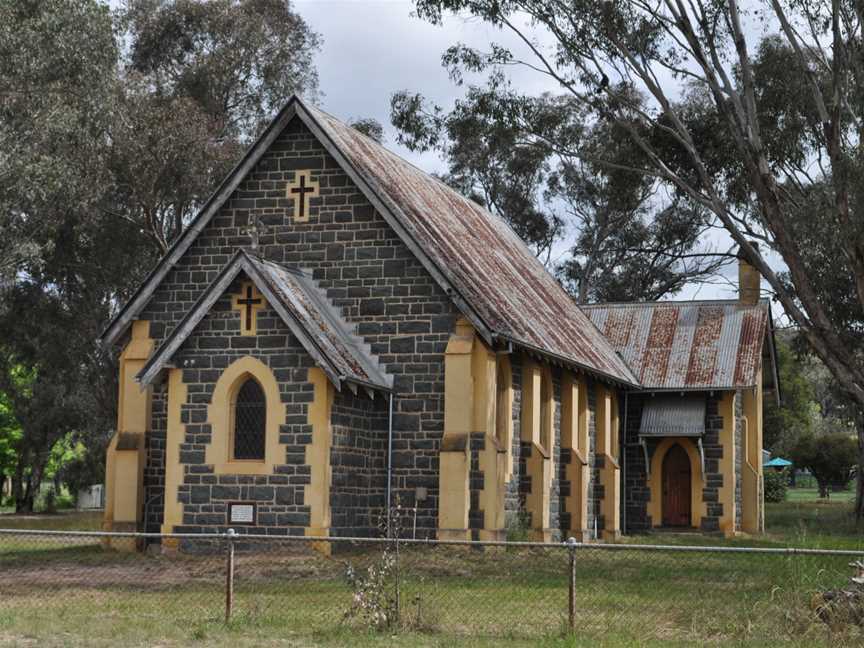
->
233 378 266 460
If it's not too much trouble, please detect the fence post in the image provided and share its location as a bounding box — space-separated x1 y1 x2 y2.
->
225 528 236 624
567 536 577 633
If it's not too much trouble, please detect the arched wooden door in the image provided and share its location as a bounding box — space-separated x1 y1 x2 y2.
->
662 444 692 527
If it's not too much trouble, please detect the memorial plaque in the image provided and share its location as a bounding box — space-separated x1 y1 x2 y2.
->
228 502 256 525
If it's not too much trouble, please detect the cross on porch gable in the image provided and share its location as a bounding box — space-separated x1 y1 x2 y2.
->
231 283 266 336
286 170 320 223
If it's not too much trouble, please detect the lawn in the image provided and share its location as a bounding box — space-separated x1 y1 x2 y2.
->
0 493 862 647
0 509 102 531
786 487 856 503
625 486 864 551
0 538 858 647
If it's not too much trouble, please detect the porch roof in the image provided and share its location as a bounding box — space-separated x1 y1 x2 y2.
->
135 250 392 395
639 395 706 437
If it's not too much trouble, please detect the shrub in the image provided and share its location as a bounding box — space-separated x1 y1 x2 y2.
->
344 548 398 630
764 470 788 503
505 511 532 542
790 433 857 498
343 501 405 631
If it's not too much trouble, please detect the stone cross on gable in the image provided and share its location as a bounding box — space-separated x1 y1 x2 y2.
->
286 170 319 223
243 214 264 251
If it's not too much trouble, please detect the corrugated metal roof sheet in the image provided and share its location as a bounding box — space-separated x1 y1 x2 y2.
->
639 395 706 436
582 300 769 390
253 257 392 391
305 104 638 386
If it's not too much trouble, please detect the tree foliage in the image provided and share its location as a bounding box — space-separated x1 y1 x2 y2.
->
391 76 727 301
407 0 864 511
392 84 564 262
115 0 320 254
763 335 817 456
0 389 22 493
791 433 858 498
0 0 117 283
0 0 320 511
349 117 385 144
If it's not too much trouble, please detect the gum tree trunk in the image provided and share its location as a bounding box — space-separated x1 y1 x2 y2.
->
856 418 864 522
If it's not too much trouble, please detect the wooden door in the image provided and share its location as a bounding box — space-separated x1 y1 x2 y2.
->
662 444 691 527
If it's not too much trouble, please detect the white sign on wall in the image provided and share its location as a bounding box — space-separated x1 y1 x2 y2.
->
228 503 256 525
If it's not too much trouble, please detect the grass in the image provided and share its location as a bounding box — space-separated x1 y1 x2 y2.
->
0 509 102 531
787 487 855 502
624 486 864 551
0 492 863 646
1 542 857 647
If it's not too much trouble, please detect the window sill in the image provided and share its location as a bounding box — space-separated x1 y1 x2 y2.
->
214 461 273 475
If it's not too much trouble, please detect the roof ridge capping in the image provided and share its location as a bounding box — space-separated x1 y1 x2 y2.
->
582 298 770 309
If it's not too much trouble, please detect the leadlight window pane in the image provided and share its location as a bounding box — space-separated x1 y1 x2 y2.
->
234 378 266 460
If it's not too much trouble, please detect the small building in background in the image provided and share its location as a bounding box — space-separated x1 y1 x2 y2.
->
764 457 793 472
76 484 104 510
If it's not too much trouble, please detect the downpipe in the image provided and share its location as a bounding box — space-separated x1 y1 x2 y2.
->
622 391 629 535
386 391 394 537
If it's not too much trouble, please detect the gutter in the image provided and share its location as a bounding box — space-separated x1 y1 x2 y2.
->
495 334 639 388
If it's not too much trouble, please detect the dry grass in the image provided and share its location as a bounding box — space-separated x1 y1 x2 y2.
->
0 535 862 647
0 510 102 531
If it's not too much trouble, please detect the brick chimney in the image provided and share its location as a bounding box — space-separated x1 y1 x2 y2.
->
737 244 761 305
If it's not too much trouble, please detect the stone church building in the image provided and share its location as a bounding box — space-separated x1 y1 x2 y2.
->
100 96 778 545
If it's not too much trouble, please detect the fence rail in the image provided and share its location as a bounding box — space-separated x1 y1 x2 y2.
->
2 528 863 645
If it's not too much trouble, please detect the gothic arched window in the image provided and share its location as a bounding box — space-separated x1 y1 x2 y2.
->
232 377 266 460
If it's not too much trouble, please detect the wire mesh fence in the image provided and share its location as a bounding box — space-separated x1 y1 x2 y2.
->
1 528 863 645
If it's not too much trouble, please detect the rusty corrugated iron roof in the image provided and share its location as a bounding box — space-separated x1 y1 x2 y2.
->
253 257 392 391
582 300 769 390
305 104 638 386
137 250 392 393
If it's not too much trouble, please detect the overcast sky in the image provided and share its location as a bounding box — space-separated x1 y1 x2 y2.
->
295 1 552 164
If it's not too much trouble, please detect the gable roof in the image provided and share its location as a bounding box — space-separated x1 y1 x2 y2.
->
100 96 637 386
137 250 392 394
303 104 637 385
582 300 771 391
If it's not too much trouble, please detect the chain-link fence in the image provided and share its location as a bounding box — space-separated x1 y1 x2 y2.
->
1 528 863 645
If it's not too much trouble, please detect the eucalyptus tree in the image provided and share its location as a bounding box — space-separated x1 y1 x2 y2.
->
392 79 726 300
113 0 321 253
0 0 322 509
0 0 117 284
410 0 864 515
